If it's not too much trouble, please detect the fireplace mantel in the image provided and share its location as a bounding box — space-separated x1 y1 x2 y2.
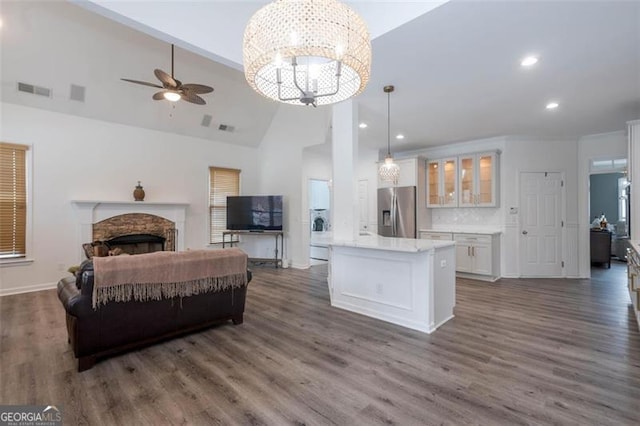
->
71 200 189 261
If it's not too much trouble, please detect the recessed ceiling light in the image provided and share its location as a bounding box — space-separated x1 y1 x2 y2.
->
546 102 559 110
396 134 405 140
359 122 367 129
521 56 538 67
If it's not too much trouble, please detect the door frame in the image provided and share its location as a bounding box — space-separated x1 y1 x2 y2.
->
517 170 567 278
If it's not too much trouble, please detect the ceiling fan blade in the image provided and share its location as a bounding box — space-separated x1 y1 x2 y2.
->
121 78 163 89
154 69 177 88
152 91 166 100
182 92 206 105
181 84 214 94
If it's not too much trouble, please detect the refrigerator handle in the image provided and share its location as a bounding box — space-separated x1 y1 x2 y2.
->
391 188 397 237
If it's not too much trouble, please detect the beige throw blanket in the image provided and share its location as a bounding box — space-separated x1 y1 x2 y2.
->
92 248 248 309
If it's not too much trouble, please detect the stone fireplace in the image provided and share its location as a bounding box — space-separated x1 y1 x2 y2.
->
72 201 188 261
93 213 175 254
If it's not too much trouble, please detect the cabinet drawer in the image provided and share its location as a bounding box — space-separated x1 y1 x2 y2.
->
420 232 453 240
453 233 491 244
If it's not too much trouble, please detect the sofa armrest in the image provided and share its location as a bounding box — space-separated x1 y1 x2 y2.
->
57 274 94 318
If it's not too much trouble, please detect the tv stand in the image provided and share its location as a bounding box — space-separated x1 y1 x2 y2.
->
222 230 283 268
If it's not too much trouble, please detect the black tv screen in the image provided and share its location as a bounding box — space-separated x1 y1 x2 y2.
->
226 195 283 231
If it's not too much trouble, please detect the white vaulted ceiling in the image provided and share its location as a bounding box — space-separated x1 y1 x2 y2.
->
1 0 639 151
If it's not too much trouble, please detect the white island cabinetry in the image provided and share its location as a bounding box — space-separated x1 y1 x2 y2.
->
328 235 456 333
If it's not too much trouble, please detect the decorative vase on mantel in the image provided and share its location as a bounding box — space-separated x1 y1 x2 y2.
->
133 181 145 201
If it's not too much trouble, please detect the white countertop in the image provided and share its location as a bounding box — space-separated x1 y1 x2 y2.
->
420 228 502 235
329 234 455 253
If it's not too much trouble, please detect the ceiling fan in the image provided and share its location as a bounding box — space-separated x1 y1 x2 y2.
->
121 44 213 105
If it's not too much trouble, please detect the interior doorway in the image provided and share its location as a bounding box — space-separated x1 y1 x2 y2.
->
309 178 331 265
588 158 629 274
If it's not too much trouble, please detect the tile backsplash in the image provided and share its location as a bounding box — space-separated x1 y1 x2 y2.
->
431 207 502 228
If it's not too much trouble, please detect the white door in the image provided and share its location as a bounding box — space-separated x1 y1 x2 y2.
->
358 179 368 232
520 172 563 277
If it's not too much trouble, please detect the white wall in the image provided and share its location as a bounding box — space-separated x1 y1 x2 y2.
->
256 104 331 269
502 136 579 277
0 103 260 295
357 146 381 233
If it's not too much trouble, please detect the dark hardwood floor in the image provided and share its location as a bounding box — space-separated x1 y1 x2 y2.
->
1 261 639 425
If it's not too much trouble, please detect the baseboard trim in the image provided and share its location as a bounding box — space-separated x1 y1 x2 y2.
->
0 281 57 297
291 261 310 270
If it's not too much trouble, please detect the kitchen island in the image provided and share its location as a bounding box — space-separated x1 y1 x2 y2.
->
328 234 456 333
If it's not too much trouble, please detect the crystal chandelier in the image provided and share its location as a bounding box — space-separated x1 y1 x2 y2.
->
378 85 400 183
243 0 371 107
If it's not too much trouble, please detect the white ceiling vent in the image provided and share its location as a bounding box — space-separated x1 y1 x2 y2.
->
201 114 213 127
70 84 86 102
17 82 51 98
218 124 235 132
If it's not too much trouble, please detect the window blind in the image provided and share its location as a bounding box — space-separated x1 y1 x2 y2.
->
0 143 28 258
209 167 240 244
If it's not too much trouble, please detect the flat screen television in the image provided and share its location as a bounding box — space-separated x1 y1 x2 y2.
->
226 195 283 231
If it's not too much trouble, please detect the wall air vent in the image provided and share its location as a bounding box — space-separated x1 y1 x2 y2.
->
201 114 213 127
70 84 86 102
218 124 235 132
17 82 52 98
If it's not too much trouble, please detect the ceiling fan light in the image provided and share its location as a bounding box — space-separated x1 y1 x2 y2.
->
163 91 181 102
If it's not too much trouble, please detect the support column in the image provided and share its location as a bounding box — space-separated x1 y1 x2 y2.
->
629 120 640 240
331 100 359 242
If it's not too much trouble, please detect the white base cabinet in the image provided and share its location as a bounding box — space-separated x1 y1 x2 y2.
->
627 242 640 331
421 231 500 281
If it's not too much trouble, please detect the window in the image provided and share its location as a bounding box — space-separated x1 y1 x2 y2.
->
0 142 28 258
209 167 240 244
590 158 627 173
619 176 629 223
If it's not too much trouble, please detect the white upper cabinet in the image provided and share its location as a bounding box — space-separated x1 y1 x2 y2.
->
378 158 418 188
458 152 499 207
425 151 499 208
426 158 458 208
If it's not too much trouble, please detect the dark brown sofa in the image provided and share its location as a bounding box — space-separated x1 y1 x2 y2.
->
57 258 251 371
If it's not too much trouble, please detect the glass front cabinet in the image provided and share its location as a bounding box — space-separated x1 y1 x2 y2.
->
426 151 499 209
426 158 458 208
458 152 498 207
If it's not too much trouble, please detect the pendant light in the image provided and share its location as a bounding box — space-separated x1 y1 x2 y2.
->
378 85 400 183
243 0 371 107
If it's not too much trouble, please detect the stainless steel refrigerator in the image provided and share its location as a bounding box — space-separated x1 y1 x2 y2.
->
377 186 416 238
